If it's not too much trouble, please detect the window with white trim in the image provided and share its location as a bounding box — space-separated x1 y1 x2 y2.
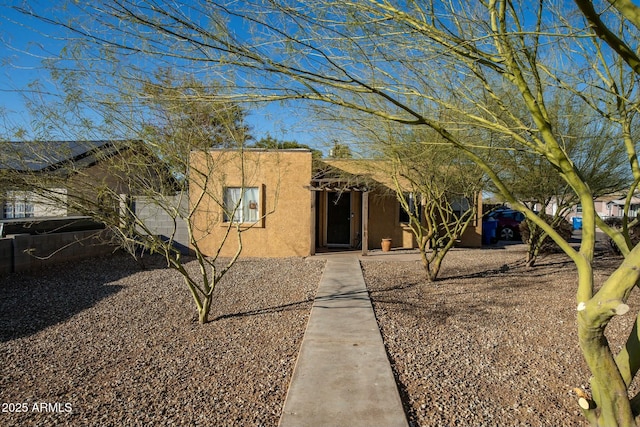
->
2 199 35 219
223 187 260 223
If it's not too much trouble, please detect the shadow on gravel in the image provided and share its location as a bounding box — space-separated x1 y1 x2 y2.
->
367 282 444 323
0 255 135 342
366 281 422 305
367 265 548 326
212 298 314 321
437 257 531 280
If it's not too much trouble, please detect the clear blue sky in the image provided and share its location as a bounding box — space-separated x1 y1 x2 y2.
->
0 3 323 150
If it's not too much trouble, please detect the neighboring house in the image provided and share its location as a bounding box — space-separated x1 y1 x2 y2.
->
545 193 640 220
588 194 640 219
0 140 145 272
0 139 191 272
190 149 482 258
0 140 149 220
602 195 640 219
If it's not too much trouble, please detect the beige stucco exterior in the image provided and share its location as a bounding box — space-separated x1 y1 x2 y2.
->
319 159 483 250
313 186 482 250
190 149 313 257
189 150 482 258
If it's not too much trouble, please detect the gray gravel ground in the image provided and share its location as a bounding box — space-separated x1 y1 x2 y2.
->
1 245 635 426
362 244 637 427
0 253 323 427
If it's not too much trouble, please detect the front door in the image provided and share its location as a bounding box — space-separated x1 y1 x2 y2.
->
326 192 351 246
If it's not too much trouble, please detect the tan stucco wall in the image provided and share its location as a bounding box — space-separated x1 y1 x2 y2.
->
319 159 482 249
367 190 401 249
190 150 312 258
461 192 483 248
366 190 482 249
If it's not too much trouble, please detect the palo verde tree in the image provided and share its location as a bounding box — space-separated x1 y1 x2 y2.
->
132 70 258 324
11 0 640 423
1 69 259 324
490 91 630 266
356 121 484 281
390 140 483 282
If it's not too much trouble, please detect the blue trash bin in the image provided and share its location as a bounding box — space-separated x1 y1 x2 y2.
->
482 220 498 245
572 217 582 230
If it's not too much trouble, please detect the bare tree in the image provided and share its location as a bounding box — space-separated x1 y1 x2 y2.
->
354 122 483 281
2 70 258 324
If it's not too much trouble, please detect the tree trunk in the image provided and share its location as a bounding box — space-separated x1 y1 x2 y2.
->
418 245 436 283
578 312 637 426
198 296 212 324
418 238 452 282
575 248 640 426
525 251 536 268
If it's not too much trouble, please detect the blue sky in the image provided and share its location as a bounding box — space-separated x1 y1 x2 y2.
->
0 3 322 150
0 6 53 126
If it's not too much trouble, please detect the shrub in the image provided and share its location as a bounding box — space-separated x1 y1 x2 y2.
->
519 214 573 254
604 217 640 254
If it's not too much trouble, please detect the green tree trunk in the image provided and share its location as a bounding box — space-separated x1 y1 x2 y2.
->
578 320 636 426
576 246 640 426
198 296 212 324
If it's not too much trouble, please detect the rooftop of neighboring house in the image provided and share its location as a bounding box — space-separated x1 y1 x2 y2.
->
0 140 134 172
590 191 640 206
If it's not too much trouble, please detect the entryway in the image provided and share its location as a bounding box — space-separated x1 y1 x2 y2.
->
326 192 351 246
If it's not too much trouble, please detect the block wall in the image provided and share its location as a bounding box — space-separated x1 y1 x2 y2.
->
0 230 115 274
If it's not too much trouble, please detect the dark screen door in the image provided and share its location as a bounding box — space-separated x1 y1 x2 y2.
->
327 192 351 245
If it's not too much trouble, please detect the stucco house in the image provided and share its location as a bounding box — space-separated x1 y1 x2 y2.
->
0 139 183 271
601 195 640 219
545 193 640 221
190 149 482 258
0 140 150 272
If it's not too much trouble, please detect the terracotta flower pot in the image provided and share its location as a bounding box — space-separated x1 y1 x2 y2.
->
381 238 392 252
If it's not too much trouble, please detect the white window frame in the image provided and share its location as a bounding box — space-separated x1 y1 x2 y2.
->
2 198 35 219
223 187 260 224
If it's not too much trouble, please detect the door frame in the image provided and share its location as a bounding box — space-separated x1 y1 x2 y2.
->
325 191 352 247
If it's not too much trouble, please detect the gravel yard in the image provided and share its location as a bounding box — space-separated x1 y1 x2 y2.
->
362 244 636 427
0 254 323 427
0 245 634 426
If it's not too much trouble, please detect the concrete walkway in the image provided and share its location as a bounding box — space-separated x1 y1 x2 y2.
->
279 255 408 427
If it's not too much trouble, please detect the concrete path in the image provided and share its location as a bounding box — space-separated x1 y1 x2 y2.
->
279 255 408 427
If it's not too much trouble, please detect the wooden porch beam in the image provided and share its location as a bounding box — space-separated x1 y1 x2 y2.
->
362 190 369 256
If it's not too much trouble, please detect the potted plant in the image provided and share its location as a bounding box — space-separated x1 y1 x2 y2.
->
381 238 392 252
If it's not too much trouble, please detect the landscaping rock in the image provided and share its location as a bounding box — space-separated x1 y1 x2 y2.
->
0 254 323 427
